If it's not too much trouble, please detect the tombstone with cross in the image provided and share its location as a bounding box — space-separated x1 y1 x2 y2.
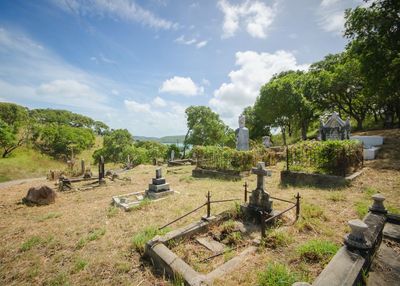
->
248 162 273 213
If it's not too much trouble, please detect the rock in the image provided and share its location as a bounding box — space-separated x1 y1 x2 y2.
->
23 186 56 205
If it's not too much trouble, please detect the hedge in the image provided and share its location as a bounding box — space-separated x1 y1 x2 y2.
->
192 146 276 172
287 140 363 176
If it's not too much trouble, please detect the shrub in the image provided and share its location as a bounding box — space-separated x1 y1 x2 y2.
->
287 140 363 176
192 145 276 172
258 262 298 286
297 239 339 263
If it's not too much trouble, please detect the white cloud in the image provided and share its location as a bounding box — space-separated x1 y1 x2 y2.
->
51 0 177 30
124 99 151 113
152 96 167 107
196 40 208 48
218 0 277 39
210 50 309 126
159 76 203 96
317 0 359 34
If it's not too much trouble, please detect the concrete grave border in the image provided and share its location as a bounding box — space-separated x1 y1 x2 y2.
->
144 214 259 286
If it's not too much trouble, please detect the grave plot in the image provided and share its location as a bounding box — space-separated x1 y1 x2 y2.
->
112 167 175 211
144 162 300 286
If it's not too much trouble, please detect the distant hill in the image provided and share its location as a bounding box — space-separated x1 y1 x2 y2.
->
134 135 185 144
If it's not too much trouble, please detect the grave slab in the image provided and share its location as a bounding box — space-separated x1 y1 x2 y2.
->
383 222 400 242
196 237 225 253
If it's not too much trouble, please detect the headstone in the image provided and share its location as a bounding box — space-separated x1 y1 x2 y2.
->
319 112 351 141
235 114 249 151
22 186 56 205
248 162 273 213
145 168 174 199
98 156 105 184
262 136 272 148
81 159 85 175
170 150 175 161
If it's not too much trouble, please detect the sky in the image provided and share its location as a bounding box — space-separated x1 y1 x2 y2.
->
0 0 363 137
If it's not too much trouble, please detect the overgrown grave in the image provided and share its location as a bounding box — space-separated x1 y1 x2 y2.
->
143 162 301 286
281 140 364 188
112 167 175 211
192 146 276 181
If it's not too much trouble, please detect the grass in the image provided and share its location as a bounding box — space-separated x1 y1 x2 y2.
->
44 272 69 286
73 258 88 273
258 262 298 286
328 192 347 202
106 206 119 218
20 236 42 252
297 239 339 264
131 226 170 254
296 203 327 233
77 228 106 249
264 229 293 249
37 212 62 222
354 200 370 219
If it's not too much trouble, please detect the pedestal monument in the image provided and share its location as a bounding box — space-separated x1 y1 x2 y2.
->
236 114 249 151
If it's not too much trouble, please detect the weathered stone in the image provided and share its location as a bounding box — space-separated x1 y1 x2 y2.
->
369 194 387 214
235 114 249 151
152 178 166 185
196 237 225 253
23 185 56 205
148 183 170 192
319 112 351 141
344 219 370 249
156 168 162 179
383 223 400 242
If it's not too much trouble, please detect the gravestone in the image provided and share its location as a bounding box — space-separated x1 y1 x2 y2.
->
319 112 351 141
170 150 175 161
81 159 85 175
145 168 174 199
262 136 272 148
98 156 105 184
241 162 273 220
235 114 249 151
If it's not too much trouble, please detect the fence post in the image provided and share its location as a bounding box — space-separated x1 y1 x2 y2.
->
206 191 211 218
295 192 301 221
244 181 248 203
260 211 266 239
286 147 289 171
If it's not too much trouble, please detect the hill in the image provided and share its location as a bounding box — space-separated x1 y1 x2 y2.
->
134 135 185 144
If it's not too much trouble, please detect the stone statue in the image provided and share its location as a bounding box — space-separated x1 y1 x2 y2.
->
262 136 271 148
235 114 249 151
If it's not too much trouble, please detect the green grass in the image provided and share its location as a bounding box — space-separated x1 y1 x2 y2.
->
73 258 88 273
131 226 170 254
37 212 62 222
44 272 69 286
296 203 327 233
297 239 339 264
0 147 65 182
258 262 298 286
328 192 347 202
264 229 293 249
106 206 119 218
363 187 378 197
20 236 42 252
76 228 106 249
355 200 369 219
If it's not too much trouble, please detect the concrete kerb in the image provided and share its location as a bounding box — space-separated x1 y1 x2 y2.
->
144 214 259 286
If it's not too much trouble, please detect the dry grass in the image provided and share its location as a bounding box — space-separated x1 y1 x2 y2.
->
0 130 399 285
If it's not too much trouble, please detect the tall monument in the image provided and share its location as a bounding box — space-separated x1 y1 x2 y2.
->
235 114 249 151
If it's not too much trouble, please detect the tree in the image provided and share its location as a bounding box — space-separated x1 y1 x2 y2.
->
183 106 232 155
0 103 30 157
242 106 271 141
255 71 317 143
93 129 134 163
37 124 95 158
309 53 371 129
345 0 400 127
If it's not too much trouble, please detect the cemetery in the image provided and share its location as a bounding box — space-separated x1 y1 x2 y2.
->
0 1 399 285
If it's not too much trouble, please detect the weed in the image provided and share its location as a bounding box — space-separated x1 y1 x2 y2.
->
264 229 293 249
226 231 242 245
221 220 236 233
387 205 400 214
44 272 69 286
27 263 40 279
301 203 326 220
37 212 62 222
297 239 339 264
76 228 106 249
131 198 151 210
73 258 88 273
115 261 130 273
173 273 185 286
258 262 298 286
363 187 377 196
20 236 42 252
355 201 369 219
223 247 235 262
131 226 170 254
328 192 346 202
106 206 119 218
179 176 194 183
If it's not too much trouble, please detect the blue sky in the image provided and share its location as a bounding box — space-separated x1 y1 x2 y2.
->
0 0 362 137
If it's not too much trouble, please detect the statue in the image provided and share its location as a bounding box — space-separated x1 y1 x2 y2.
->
235 114 249 151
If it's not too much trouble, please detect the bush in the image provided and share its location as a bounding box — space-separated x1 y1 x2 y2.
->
258 262 298 286
134 141 167 160
297 239 339 263
287 140 363 176
192 145 276 172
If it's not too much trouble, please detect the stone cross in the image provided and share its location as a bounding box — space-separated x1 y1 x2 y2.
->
251 162 270 190
156 168 162 179
239 114 246 128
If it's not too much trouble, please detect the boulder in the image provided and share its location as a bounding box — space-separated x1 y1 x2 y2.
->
23 186 56 205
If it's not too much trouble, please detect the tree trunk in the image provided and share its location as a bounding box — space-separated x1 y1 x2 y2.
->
356 119 363 130
281 127 287 146
301 122 308 140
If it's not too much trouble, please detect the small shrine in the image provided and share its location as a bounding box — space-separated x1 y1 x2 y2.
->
319 112 351 141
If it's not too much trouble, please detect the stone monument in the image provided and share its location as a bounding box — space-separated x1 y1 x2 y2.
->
262 136 272 148
241 162 274 220
319 112 351 141
145 168 174 199
235 114 249 151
